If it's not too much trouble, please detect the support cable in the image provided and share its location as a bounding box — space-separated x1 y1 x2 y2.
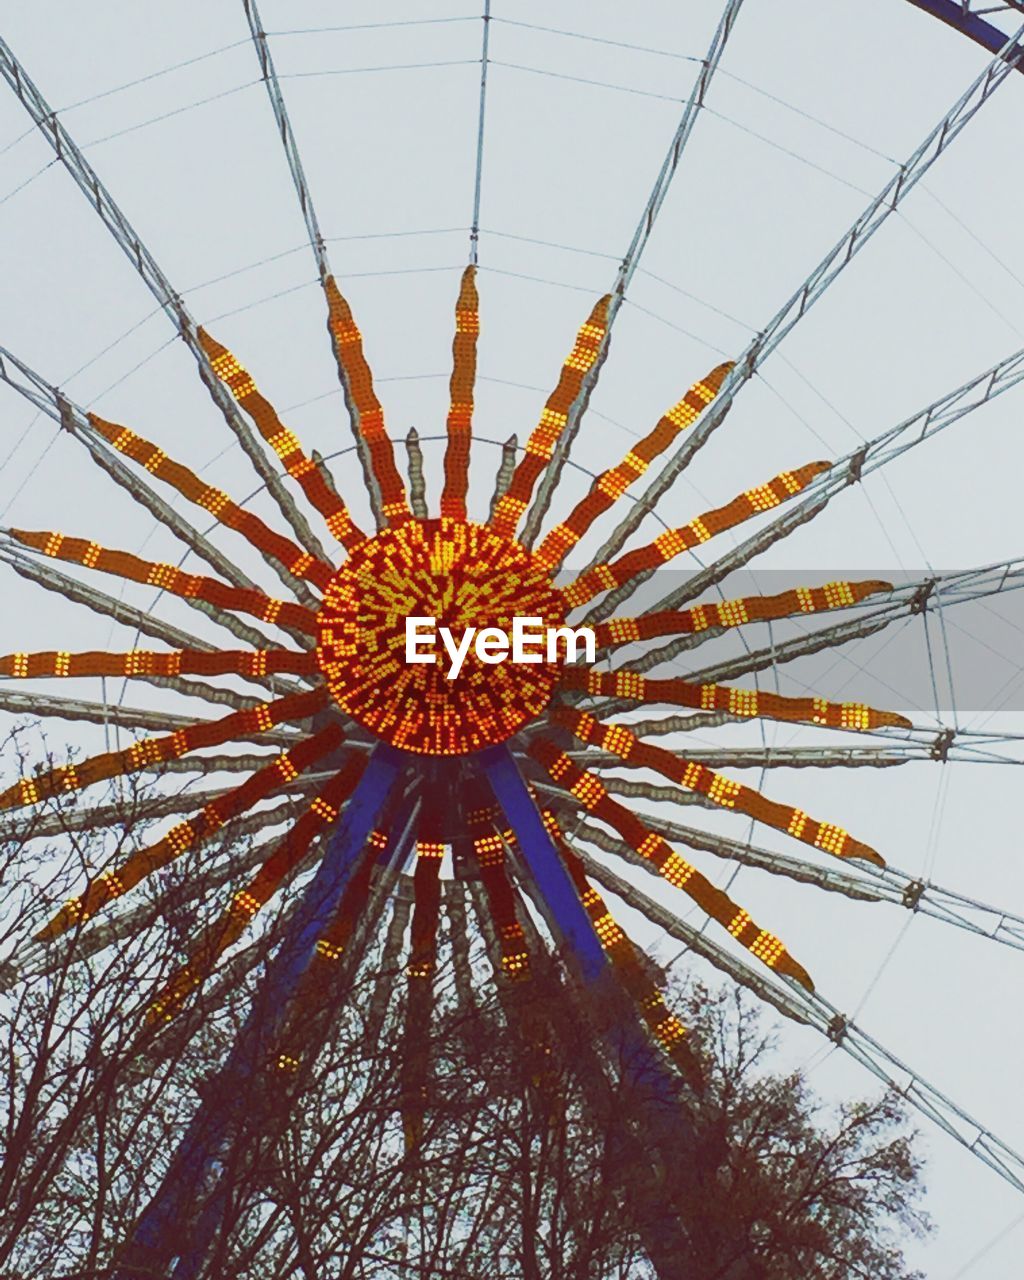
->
470 0 491 267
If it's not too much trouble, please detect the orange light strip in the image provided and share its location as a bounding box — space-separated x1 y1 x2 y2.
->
88 412 336 589
39 722 344 943
529 735 813 989
549 706 883 866
308 820 388 972
592 580 893 649
490 295 611 538
324 277 411 524
147 759 366 1024
561 460 831 611
198 328 366 550
9 529 317 635
561 666 910 732
0 648 317 681
540 808 701 1086
466 784 530 980
534 361 733 571
0 686 326 813
441 266 479 520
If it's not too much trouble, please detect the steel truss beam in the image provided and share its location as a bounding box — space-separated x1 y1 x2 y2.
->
906 0 1024 57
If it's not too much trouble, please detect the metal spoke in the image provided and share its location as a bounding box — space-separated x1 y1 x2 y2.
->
0 682 263 731
521 0 747 545
404 428 428 519
0 347 268 595
590 563 1024 717
590 27 1024 570
558 795 1024 957
488 433 518 517
470 0 493 266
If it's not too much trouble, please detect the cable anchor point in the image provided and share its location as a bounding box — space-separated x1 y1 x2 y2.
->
827 1013 848 1045
930 727 955 762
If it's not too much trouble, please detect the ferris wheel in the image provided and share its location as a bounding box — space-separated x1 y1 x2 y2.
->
1 2 1024 1276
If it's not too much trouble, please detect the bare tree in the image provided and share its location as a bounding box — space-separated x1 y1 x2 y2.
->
0 750 930 1279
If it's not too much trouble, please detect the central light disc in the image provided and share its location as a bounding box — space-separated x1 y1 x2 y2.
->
316 518 567 755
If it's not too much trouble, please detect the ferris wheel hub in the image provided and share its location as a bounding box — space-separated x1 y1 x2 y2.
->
315 517 567 755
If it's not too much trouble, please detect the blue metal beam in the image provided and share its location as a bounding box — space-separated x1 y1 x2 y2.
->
905 0 1024 66
114 744 404 1280
168 787 421 1280
479 745 710 1280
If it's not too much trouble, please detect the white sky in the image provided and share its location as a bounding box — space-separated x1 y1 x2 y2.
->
2 2 1024 1275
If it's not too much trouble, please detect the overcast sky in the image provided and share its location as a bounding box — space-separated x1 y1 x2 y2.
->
2 2 1024 1275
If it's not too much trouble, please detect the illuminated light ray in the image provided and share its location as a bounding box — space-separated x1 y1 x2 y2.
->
307 826 389 975
592 580 894 649
0 648 317 681
403 805 445 1151
529 735 813 989
561 666 910 732
146 759 365 1025
88 412 335 591
533 361 733 572
466 781 531 980
38 723 344 944
540 808 701 1087
324 278 411 525
562 460 831 611
276 822 399 1072
441 266 480 520
490 296 611 538
8 529 317 635
1 531 279 656
0 686 326 814
196 328 366 551
550 706 883 867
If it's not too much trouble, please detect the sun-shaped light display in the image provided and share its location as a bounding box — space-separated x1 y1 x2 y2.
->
0 262 908 1089
315 518 565 755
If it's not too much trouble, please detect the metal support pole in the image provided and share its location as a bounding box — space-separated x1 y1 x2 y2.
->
480 745 710 1280
170 790 421 1280
114 745 404 1279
